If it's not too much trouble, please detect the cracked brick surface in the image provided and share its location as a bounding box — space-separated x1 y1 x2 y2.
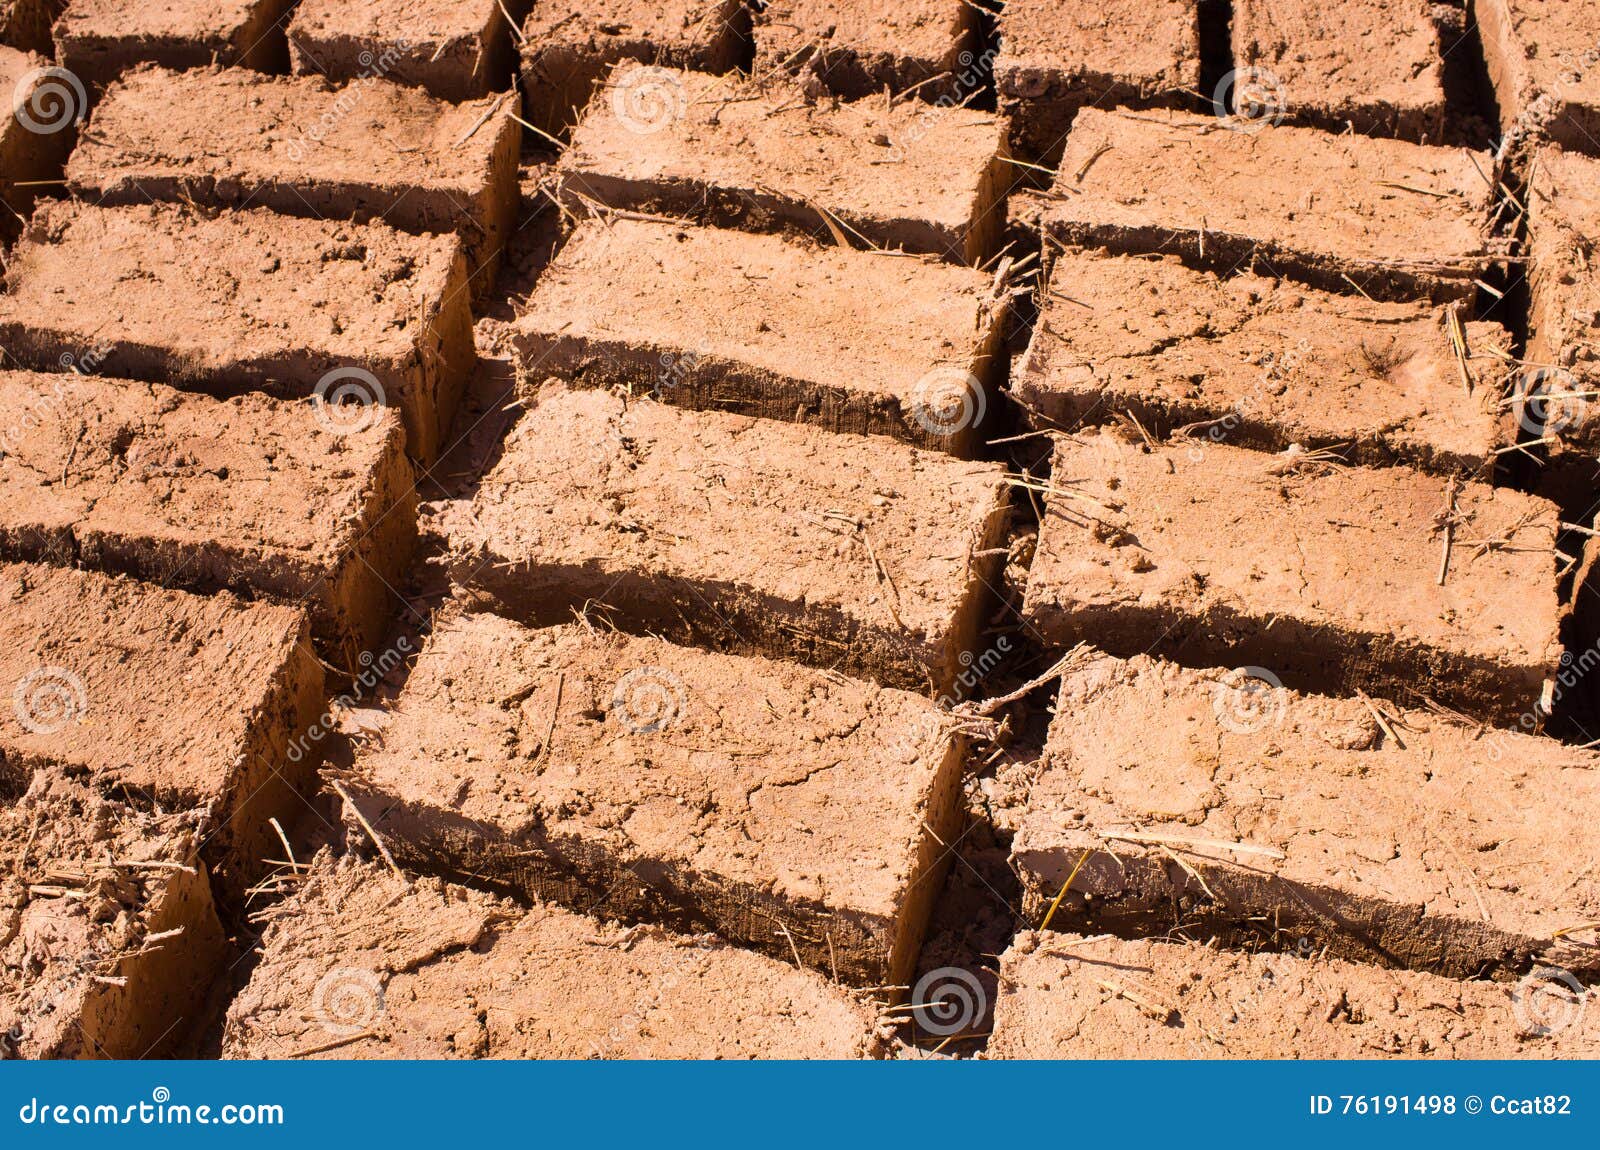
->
224 855 887 1058
753 0 977 102
54 0 296 87
447 382 1010 694
0 201 475 463
1 769 228 1059
518 0 748 134
512 218 1009 454
67 65 521 298
0 562 323 896
560 64 1007 264
989 933 1600 1058
994 0 1201 166
1231 0 1450 140
0 369 416 663
338 612 965 986
1016 249 1511 473
1046 108 1497 301
1007 649 1600 979
1478 0 1600 154
287 0 525 103
1022 427 1562 724
0 46 74 244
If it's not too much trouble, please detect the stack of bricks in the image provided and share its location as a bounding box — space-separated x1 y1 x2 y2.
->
983 2 1600 1059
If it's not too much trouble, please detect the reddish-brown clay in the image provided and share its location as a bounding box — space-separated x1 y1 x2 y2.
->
223 856 887 1059
1017 248 1512 473
994 0 1201 167
53 0 296 87
989 933 1600 1058
519 0 749 134
0 201 475 464
1008 650 1600 979
337 613 966 986
0 563 323 896
0 369 416 666
1021 427 1562 724
0 0 62 53
512 218 1009 454
1231 0 1451 140
447 383 1010 694
1 769 228 1059
753 0 977 102
1047 108 1498 302
1477 0 1600 155
288 0 527 103
559 64 1007 265
0 46 75 242
67 66 521 299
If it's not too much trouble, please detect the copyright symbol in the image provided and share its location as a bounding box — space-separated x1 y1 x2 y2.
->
1465 1096 1482 1115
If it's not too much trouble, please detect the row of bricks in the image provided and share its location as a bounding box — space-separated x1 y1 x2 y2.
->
11 558 1590 1056
0 64 1587 714
7 2 1597 158
219 855 1600 1059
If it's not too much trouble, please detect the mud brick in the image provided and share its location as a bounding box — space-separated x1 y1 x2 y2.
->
0 0 61 53
0 201 475 464
512 218 1008 454
450 383 1010 694
559 64 1008 264
1008 650 1600 979
223 857 887 1058
519 0 748 135
1047 108 1497 302
1478 0 1600 155
67 66 521 300
1021 428 1561 723
0 562 324 896
1 769 229 1058
994 0 1201 168
0 47 76 243
990 933 1600 1058
288 0 528 103
0 370 416 666
753 0 977 102
1016 249 1511 473
53 0 296 87
337 613 965 986
1521 147 1600 461
1231 0 1450 140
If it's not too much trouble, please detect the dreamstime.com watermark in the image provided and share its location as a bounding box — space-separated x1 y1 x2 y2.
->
1213 66 1288 134
285 636 414 764
16 1089 283 1127
612 666 688 734
884 46 998 163
10 65 86 135
12 666 88 736
283 41 411 161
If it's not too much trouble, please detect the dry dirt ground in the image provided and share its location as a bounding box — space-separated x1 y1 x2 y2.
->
3 0 1600 1061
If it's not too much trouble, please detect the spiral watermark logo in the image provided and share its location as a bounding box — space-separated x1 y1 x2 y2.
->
1213 67 1287 134
909 967 985 1036
311 967 385 1037
1517 366 1592 439
611 667 688 734
1212 666 1286 734
1513 966 1588 1037
611 66 685 135
12 66 86 135
312 367 386 436
13 667 88 735
908 367 986 439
